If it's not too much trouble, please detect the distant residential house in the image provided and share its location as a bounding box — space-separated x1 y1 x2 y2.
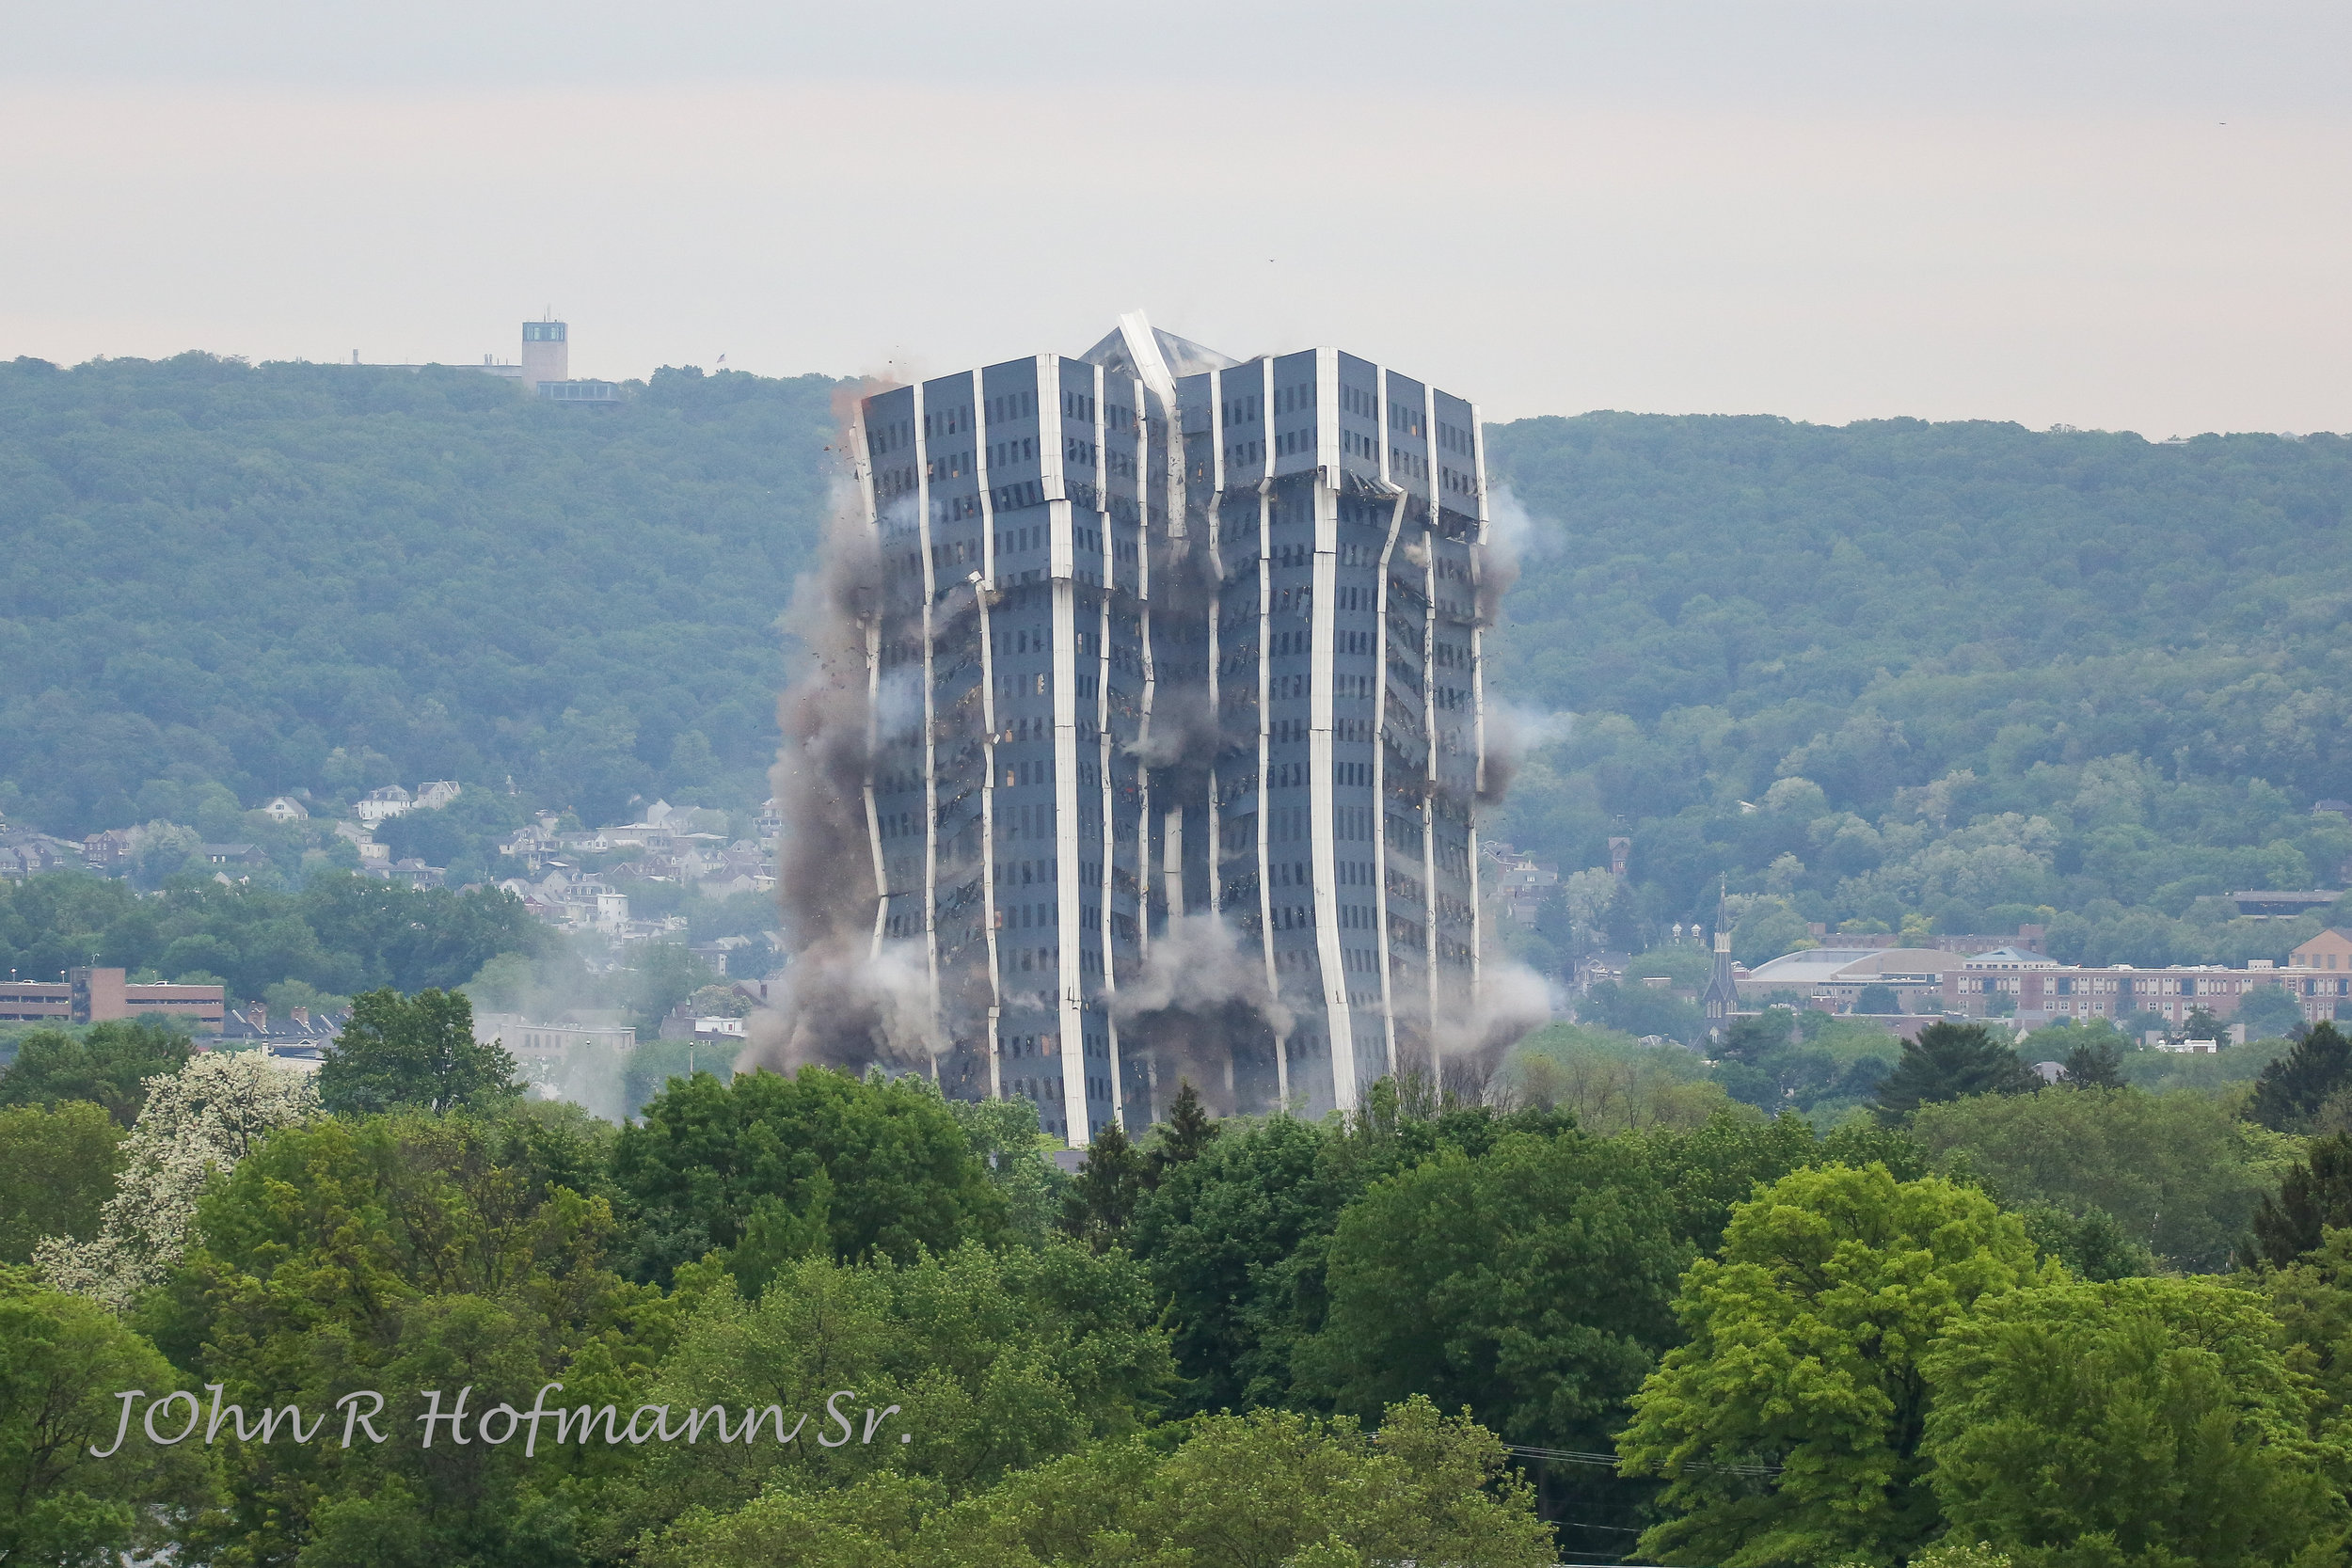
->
659 1008 749 1043
353 785 414 825
202 843 267 867
351 781 458 825
82 828 137 872
0 832 81 879
261 796 310 823
1488 850 1560 927
690 936 753 976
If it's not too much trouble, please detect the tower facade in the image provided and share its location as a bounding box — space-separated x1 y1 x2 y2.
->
520 320 568 389
852 317 1490 1141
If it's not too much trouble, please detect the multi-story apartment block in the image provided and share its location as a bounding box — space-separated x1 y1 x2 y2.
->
851 315 1490 1142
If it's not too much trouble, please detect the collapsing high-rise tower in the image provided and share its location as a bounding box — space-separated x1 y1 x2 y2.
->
850 314 1491 1142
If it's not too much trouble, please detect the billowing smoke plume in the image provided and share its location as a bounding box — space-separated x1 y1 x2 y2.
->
1108 912 1295 1117
1472 486 1532 808
1430 957 1554 1094
737 408 943 1079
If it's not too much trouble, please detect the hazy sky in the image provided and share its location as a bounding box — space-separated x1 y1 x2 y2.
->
4 1 2345 432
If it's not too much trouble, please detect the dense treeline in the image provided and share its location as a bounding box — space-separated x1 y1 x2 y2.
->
0 868 540 1000
1486 414 2352 963
13 995 2352 1566
8 358 2352 962
0 354 837 834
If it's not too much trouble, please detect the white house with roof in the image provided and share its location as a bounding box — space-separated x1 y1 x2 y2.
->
352 781 460 825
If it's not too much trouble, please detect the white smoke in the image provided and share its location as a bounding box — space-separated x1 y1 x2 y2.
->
1110 911 1295 1038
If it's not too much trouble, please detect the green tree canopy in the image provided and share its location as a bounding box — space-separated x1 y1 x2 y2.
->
1124 1089 1574 1416
1874 1021 2039 1121
1057 1117 1150 1253
1299 1132 1687 1452
2059 1035 2125 1089
0 1018 191 1128
318 986 518 1116
0 1101 122 1264
149 1107 659 1568
612 1067 1008 1284
1626 1110 1931 1258
1922 1276 2348 1568
1617 1163 2044 1568
0 1266 216 1567
1145 1078 1219 1180
605 1238 1176 1549
635 1397 1553 1568
2258 1225 2352 1422
2248 1132 2352 1271
2251 1021 2352 1132
1853 983 1902 1014
2237 984 2310 1042
1911 1086 2296 1273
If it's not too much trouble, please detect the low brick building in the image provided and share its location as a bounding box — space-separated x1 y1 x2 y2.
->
0 967 223 1029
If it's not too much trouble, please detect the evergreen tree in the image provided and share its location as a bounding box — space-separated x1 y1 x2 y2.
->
1853 983 1902 1015
1721 1006 1797 1064
1873 1022 2038 1122
1148 1079 1219 1182
2248 1133 2352 1269
2250 1021 2352 1132
2060 1036 2126 1089
1060 1119 1151 1253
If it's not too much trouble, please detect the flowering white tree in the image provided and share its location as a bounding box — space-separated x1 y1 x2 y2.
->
34 1049 319 1311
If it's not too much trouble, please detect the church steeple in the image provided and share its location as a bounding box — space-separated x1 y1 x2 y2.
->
1702 877 1739 1031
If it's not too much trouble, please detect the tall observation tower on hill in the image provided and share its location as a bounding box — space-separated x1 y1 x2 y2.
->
850 314 1491 1142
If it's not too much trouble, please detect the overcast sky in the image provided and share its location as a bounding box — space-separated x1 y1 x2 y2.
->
3 0 2344 433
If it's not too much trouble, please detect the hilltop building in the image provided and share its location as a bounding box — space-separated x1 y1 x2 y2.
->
354 318 619 402
853 313 1491 1140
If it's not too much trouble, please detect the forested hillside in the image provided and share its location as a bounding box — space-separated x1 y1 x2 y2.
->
6 356 2351 968
1485 415 2352 966
0 354 837 834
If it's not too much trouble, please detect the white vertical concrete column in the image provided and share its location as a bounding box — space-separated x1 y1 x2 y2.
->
1307 351 1356 1111
1467 402 1491 996
1369 485 1407 1080
1418 389 1442 1039
853 399 890 961
1039 360 1090 1143
972 371 1004 1097
1200 366 1227 927
911 384 942 1023
1251 360 1285 1109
